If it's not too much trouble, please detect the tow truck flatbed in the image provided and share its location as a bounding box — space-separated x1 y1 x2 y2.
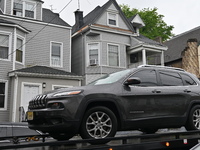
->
0 130 200 150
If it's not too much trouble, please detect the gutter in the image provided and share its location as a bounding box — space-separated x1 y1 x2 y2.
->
8 72 83 81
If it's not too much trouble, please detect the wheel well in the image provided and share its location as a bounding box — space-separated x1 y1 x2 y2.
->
84 101 121 129
187 103 200 117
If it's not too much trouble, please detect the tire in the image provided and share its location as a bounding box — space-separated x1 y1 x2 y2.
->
49 133 73 141
80 106 117 144
185 105 200 130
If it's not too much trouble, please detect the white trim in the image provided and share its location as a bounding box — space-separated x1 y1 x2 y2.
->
0 14 71 30
12 76 18 122
13 27 16 70
52 84 73 90
107 43 120 67
69 29 72 72
15 34 25 65
0 30 12 61
87 42 100 66
4 0 7 14
0 80 8 111
50 41 63 68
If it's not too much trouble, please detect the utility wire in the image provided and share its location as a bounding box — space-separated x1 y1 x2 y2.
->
1 0 73 62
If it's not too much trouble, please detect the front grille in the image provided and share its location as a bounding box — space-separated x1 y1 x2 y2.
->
29 95 47 109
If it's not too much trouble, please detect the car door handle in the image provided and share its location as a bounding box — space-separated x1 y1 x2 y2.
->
184 89 191 93
152 90 161 93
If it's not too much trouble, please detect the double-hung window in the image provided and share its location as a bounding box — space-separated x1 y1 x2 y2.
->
108 44 119 67
88 43 99 66
0 82 7 110
0 34 9 59
108 12 118 26
13 0 23 17
51 42 63 67
16 37 24 63
13 0 35 19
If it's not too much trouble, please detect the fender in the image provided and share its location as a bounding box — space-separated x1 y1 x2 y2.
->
75 93 125 130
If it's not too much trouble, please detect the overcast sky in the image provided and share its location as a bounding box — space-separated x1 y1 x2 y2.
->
43 0 200 35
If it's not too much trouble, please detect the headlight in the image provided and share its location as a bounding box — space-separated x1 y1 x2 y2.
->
53 90 82 97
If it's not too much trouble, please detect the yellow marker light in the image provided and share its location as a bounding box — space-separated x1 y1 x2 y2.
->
165 142 170 147
109 148 113 150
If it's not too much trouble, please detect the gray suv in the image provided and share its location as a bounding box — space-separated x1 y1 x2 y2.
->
27 65 200 142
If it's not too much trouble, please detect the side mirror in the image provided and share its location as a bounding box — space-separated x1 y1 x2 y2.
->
124 77 141 86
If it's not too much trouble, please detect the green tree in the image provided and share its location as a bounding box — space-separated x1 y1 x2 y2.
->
120 4 174 41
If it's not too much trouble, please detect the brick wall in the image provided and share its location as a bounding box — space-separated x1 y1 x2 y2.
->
182 39 200 78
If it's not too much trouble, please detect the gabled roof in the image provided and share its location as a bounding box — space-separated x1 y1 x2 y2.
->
9 66 82 79
164 26 200 63
72 0 135 34
129 14 145 28
42 8 71 27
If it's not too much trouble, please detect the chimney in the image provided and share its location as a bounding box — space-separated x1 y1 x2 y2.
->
74 9 84 28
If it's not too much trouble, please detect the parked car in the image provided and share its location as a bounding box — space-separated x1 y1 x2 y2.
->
27 65 200 143
0 122 43 143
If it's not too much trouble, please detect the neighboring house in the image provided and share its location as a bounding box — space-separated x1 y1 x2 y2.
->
162 27 200 78
0 0 82 122
71 0 167 85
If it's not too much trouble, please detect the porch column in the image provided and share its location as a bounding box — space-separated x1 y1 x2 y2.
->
161 51 164 66
142 49 146 65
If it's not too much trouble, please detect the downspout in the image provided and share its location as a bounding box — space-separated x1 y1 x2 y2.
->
12 74 18 122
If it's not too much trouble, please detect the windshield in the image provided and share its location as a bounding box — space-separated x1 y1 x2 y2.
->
89 69 131 85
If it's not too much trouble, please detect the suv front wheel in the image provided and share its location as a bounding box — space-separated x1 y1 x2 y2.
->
80 106 117 143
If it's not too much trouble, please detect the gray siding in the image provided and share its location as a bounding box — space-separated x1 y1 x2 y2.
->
72 35 85 75
36 2 42 20
5 0 11 15
3 18 71 72
0 0 5 13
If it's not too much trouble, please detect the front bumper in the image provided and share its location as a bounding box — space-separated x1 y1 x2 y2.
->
27 109 79 134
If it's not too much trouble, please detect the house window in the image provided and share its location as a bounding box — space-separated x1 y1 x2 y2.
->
88 43 99 66
13 0 23 17
108 44 119 67
108 12 118 26
13 0 35 18
51 42 63 67
16 38 23 63
0 82 7 109
130 53 139 63
25 2 34 18
0 34 9 59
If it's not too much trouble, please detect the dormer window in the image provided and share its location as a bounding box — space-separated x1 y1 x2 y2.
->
13 0 36 19
107 12 118 26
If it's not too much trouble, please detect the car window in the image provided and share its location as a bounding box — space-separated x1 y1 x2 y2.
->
181 73 197 85
130 69 158 86
159 71 183 86
89 69 131 85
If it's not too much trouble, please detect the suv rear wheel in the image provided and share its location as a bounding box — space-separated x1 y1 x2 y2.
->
80 106 117 144
186 105 200 130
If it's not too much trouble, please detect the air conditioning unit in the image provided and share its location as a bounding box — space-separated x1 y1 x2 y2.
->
90 59 97 66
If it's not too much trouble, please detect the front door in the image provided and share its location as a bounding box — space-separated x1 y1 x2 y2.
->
21 83 41 121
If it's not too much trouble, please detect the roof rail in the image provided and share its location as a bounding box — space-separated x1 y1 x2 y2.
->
137 65 185 72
